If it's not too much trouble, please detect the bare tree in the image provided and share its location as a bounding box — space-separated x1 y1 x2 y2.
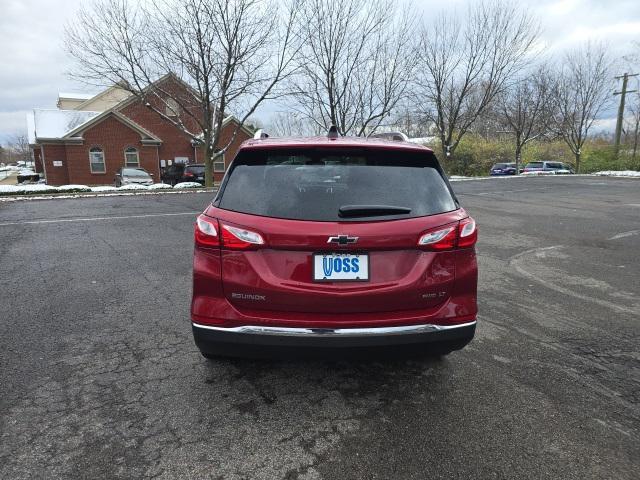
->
552 43 612 172
498 67 554 172
288 0 416 136
415 1 539 164
66 0 300 187
267 112 323 137
4 134 32 165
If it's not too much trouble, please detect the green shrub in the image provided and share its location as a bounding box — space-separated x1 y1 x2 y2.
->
433 134 639 175
581 145 640 173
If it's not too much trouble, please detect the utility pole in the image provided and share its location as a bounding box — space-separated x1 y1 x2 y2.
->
613 73 638 157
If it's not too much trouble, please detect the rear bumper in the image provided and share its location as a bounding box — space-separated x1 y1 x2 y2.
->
192 320 476 357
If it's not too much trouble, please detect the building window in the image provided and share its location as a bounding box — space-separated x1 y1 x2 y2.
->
165 98 179 117
124 147 139 167
213 152 225 172
89 147 105 173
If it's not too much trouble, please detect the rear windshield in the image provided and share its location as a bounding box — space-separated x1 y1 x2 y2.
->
492 163 508 169
186 165 205 174
123 168 149 177
526 162 543 168
215 148 457 222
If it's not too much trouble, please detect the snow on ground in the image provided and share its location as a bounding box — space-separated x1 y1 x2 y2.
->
117 184 151 191
173 182 203 189
0 184 88 195
520 171 555 176
0 182 207 197
592 170 640 177
147 183 173 190
448 175 514 181
112 183 173 190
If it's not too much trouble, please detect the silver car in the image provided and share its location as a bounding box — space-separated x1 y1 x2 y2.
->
115 167 154 187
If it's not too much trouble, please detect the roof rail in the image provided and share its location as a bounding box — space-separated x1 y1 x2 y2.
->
369 131 409 142
253 129 269 140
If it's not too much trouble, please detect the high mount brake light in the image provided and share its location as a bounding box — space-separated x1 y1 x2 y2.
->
418 217 477 251
194 215 219 247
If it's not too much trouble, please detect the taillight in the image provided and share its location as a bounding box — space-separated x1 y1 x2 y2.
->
184 171 194 177
418 224 457 250
458 217 477 248
194 216 265 250
418 217 477 251
194 214 219 247
221 224 265 250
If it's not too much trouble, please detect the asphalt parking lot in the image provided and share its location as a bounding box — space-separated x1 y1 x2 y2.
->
0 176 638 479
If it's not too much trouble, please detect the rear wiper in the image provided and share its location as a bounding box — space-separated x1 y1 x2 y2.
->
338 205 412 218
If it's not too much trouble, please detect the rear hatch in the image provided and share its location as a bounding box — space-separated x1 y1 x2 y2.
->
207 146 465 314
184 165 205 182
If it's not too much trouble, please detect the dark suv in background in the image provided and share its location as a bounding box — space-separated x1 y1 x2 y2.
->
490 163 518 175
161 163 206 185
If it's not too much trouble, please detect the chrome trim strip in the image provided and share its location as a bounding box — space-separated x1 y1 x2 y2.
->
192 321 476 338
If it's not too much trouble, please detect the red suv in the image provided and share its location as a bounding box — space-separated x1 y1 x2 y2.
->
191 134 477 358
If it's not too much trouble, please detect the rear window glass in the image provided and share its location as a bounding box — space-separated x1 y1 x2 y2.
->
526 162 543 168
215 149 457 222
492 163 508 168
123 168 149 177
186 165 205 174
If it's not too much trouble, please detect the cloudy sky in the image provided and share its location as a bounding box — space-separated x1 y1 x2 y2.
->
1 0 639 144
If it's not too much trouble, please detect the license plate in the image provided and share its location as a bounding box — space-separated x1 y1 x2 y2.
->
313 253 369 282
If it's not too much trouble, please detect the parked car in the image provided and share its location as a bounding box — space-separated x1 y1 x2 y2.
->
182 164 205 185
114 167 154 187
16 169 40 184
161 164 185 185
523 161 574 174
161 163 205 186
554 163 575 174
191 131 478 359
490 162 518 175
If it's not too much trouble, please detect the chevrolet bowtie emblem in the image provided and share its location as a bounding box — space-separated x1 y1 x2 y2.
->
327 235 358 245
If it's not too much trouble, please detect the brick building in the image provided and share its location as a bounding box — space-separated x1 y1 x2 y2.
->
26 74 253 186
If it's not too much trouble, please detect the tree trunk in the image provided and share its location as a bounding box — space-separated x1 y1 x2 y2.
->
441 142 455 174
575 152 581 174
515 142 522 175
633 120 639 161
204 137 215 188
